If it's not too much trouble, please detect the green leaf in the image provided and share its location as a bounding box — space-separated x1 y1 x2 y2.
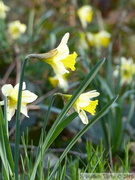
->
0 106 14 178
46 112 78 149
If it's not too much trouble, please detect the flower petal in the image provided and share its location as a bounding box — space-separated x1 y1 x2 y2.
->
14 82 26 90
60 52 77 71
7 107 15 121
49 76 59 87
21 90 38 103
77 97 90 107
52 60 69 76
79 109 88 124
2 84 13 96
21 104 29 117
81 90 100 99
82 100 98 115
58 33 70 46
0 101 4 105
55 33 70 61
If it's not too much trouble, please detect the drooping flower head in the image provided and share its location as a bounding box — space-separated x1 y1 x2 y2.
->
114 57 135 85
59 90 100 124
0 1 9 19
0 82 38 121
26 33 77 87
77 5 93 29
8 20 27 40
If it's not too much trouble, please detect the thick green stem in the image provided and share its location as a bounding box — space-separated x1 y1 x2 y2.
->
14 58 28 180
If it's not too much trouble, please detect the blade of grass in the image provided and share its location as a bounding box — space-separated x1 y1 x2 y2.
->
0 106 14 177
49 95 118 179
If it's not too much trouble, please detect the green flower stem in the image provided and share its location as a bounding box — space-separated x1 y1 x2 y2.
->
4 96 8 136
14 58 28 180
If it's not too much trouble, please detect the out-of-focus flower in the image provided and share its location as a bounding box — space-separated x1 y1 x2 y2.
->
93 30 111 48
77 5 93 29
0 82 38 121
8 20 27 40
26 33 77 87
0 1 9 19
59 90 100 124
114 57 135 85
49 74 69 92
86 32 95 46
78 32 89 50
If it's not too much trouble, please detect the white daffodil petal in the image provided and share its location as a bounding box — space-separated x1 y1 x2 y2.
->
53 61 69 75
7 107 15 121
22 90 38 103
0 101 4 105
58 77 68 92
73 104 80 114
77 97 90 107
79 109 88 124
55 45 69 61
14 82 26 90
55 33 70 61
58 33 70 46
81 90 100 98
2 84 13 96
21 104 29 117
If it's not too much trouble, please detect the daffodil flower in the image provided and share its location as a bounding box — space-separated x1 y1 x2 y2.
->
94 30 111 48
114 57 135 85
0 1 10 19
77 5 93 29
8 20 27 40
0 82 38 121
26 33 77 87
60 90 100 124
49 74 69 92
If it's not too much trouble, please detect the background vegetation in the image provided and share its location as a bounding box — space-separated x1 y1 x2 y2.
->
0 0 135 179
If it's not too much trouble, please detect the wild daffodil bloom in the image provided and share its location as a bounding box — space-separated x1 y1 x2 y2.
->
93 30 111 48
60 90 100 124
77 5 93 29
0 1 9 19
49 74 68 92
0 82 38 121
8 20 26 40
27 33 77 87
114 57 135 85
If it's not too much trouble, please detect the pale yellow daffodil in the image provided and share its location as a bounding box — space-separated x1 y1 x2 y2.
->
49 74 68 92
93 30 111 48
26 33 77 87
8 20 27 40
86 32 95 46
77 5 93 29
0 82 38 121
0 1 9 19
60 90 100 124
114 57 135 85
